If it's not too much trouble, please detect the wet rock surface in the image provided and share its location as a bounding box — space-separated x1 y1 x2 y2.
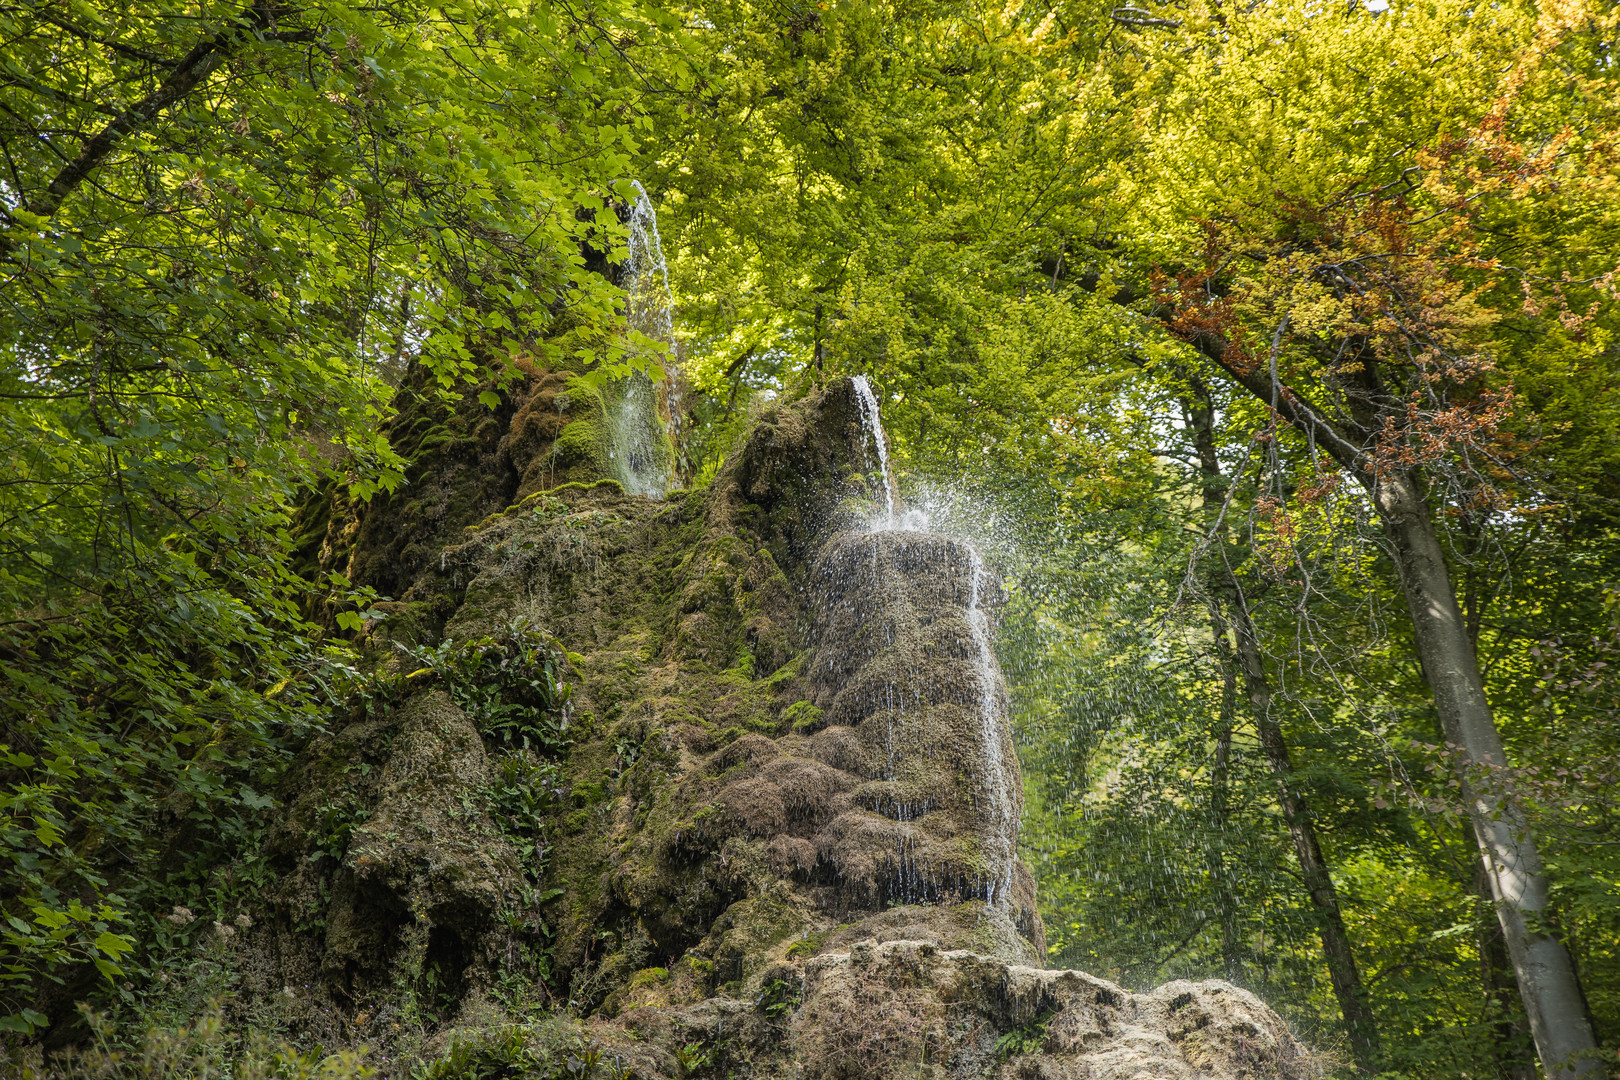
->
247 377 1317 1077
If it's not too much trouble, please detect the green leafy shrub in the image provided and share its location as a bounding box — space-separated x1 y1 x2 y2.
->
12 1003 372 1079
0 541 365 1034
411 1027 629 1080
404 627 573 754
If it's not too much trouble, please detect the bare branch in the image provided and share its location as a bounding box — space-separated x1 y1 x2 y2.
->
1110 8 1182 27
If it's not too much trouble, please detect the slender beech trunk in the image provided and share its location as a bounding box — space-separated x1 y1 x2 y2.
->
1230 596 1382 1072
1180 381 1380 1071
1204 600 1243 980
1475 851 1539 1080
1376 474 1602 1077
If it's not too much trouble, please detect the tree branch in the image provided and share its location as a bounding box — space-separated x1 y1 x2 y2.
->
24 2 294 221
32 11 172 64
1189 332 1371 477
1110 7 1182 27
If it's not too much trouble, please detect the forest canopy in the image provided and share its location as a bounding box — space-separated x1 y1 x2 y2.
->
1 0 1617 1075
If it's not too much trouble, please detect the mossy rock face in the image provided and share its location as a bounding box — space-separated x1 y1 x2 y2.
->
252 692 532 1045
289 359 611 632
244 377 1313 1079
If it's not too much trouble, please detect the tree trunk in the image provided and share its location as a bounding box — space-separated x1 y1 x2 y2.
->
1376 472 1602 1078
1204 600 1244 980
1228 593 1383 1074
1187 312 1604 1079
1178 378 1380 1070
1474 850 1539 1080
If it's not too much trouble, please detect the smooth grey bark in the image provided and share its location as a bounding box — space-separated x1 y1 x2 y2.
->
1473 843 1540 1080
1376 474 1603 1078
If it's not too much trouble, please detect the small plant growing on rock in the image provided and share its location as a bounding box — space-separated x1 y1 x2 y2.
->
757 977 801 1020
674 1041 714 1076
993 1007 1057 1062
401 623 573 754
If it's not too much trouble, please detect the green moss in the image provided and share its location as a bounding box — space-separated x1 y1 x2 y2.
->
783 700 825 733
560 374 608 411
765 651 809 686
738 713 778 735
626 966 670 989
725 649 756 680
571 779 608 806
578 478 623 494
786 930 831 959
552 419 603 466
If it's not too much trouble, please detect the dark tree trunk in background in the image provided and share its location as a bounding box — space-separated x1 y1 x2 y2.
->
1232 598 1383 1073
1181 379 1382 1072
1204 600 1243 980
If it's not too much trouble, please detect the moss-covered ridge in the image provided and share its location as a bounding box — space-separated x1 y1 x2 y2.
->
240 376 1313 1079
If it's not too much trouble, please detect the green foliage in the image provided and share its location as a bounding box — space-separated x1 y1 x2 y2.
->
994 1007 1057 1062
488 753 565 869
403 624 571 881
404 626 574 755
0 538 364 1032
2 0 1618 1070
0 0 683 1041
17 1003 372 1079
412 1027 629 1080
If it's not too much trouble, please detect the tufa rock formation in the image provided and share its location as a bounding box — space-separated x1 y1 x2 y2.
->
243 374 1319 1079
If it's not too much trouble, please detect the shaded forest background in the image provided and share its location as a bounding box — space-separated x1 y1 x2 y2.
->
1 0 1617 1074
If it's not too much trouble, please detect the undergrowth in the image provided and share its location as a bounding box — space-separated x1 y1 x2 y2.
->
8 1004 371 1079
3 619 577 1061
411 1026 629 1080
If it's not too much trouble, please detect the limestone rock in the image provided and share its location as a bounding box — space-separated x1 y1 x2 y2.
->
245 376 1316 1078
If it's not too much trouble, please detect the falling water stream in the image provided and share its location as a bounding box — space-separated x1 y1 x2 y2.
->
965 546 1017 904
846 375 1018 905
853 375 896 526
606 181 678 498
624 180 673 345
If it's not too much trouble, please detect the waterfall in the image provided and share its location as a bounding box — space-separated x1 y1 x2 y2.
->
607 181 678 498
624 180 674 347
852 375 896 527
810 379 1021 910
965 546 1016 905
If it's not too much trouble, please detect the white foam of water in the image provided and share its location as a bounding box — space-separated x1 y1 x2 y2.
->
852 375 895 527
965 545 1016 905
625 180 674 349
609 181 677 498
